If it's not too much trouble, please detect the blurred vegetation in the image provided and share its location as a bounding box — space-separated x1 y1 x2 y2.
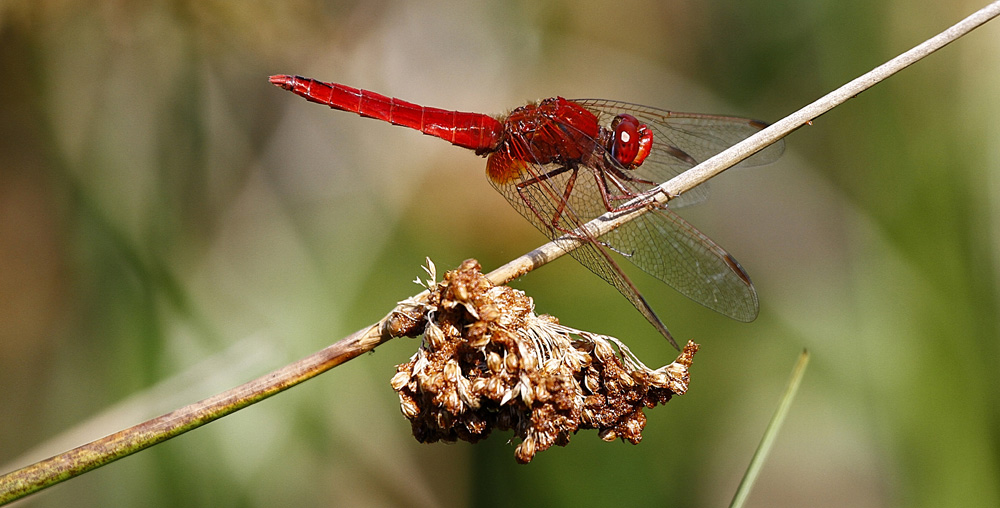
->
1 1 998 507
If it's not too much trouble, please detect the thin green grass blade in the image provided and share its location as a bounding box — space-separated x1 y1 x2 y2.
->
729 349 810 508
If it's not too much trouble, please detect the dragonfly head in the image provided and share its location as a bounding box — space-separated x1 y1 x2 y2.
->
609 114 653 168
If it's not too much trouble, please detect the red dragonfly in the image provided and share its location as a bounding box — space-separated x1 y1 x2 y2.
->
270 75 783 349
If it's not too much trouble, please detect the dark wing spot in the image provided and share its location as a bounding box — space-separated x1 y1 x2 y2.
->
663 145 698 166
724 253 753 287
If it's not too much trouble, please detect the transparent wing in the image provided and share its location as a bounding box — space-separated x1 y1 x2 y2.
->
574 99 784 207
489 158 758 322
603 206 758 321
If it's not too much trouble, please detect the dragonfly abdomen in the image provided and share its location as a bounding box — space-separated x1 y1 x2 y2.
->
270 75 503 152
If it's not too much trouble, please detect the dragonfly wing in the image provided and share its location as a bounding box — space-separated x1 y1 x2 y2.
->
575 99 785 208
603 205 758 321
566 238 680 349
486 155 679 348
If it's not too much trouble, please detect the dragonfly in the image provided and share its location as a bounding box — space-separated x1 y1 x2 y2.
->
270 75 784 349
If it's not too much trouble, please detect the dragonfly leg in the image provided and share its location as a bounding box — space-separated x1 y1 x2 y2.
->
592 162 687 216
549 166 580 228
515 164 573 188
515 164 581 232
588 165 654 214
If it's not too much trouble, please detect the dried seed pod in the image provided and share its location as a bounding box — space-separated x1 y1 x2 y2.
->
542 358 561 373
443 359 461 383
515 435 537 464
386 306 426 338
486 376 506 401
487 352 503 373
479 304 501 322
411 352 429 376
457 377 480 410
504 352 520 371
593 341 616 363
625 414 645 440
520 350 538 371
424 322 445 350
390 370 411 391
420 372 444 394
519 381 535 406
501 382 519 406
466 321 490 347
443 389 462 414
598 428 617 442
399 396 420 419
451 282 470 303
533 384 549 403
564 351 584 371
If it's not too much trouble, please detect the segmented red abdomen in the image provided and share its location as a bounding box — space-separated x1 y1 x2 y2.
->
269 75 503 153
487 97 601 184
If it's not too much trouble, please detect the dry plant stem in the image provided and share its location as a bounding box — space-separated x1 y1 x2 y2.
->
485 0 1000 287
2 2 999 504
0 322 391 504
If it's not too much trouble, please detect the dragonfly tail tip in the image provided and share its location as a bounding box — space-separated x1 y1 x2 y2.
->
268 75 294 90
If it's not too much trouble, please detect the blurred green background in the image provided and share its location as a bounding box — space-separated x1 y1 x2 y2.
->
1 1 998 506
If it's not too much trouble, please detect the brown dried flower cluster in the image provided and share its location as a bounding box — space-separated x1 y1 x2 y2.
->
389 259 698 463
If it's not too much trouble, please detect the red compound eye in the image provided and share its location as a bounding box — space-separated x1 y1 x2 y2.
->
610 114 653 167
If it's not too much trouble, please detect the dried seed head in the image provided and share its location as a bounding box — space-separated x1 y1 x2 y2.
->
390 259 699 463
